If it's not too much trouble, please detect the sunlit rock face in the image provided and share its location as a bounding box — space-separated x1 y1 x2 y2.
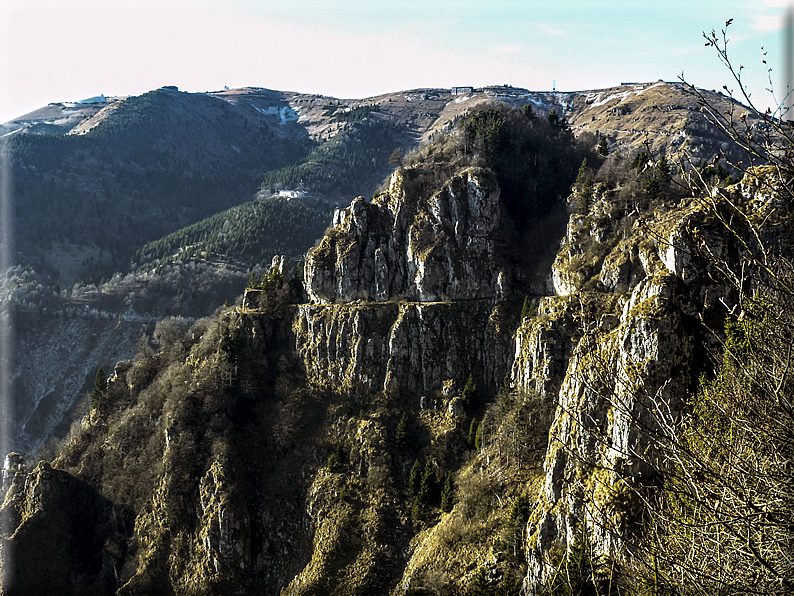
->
517 274 695 589
512 190 759 589
304 167 507 304
298 165 515 399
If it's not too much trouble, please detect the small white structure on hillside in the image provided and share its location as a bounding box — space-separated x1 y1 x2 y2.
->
63 95 107 109
277 189 307 199
76 94 107 105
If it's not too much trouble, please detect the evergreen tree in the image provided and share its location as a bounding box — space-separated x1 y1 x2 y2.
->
327 452 339 472
597 136 609 157
520 295 534 321
467 418 479 450
496 573 522 596
327 442 345 472
575 158 594 212
469 567 491 596
579 177 594 213
440 474 455 513
419 460 438 503
395 412 409 449
631 150 650 172
500 494 531 562
575 158 588 186
95 366 107 394
500 372 512 395
410 496 423 522
656 153 670 177
409 459 422 492
544 523 608 596
218 325 240 365
464 109 508 162
91 367 107 410
474 421 483 452
461 374 478 409
643 175 661 201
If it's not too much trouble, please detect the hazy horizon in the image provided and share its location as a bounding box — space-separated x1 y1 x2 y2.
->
2 0 792 125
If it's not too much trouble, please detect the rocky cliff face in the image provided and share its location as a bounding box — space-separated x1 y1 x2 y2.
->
295 157 717 590
516 274 697 589
2 125 777 594
295 300 512 398
509 184 759 588
305 167 507 304
298 165 516 401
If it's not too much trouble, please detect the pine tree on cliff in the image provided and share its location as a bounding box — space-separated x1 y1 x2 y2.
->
419 460 438 503
597 135 609 156
575 158 594 212
410 496 423 522
467 418 479 450
545 523 608 595
91 367 107 410
521 295 533 321
461 374 478 409
409 459 422 492
500 494 531 562
327 442 345 472
440 475 455 513
395 412 410 449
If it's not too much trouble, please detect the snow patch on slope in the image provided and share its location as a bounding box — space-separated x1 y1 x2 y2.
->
252 105 300 124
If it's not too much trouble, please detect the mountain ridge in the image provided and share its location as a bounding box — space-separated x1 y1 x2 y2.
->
0 79 762 499
0 79 753 456
3 91 790 594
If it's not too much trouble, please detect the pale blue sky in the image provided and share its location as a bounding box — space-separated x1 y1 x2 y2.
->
1 0 791 123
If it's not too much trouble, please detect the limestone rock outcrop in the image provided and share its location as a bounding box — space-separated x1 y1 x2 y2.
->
305 167 508 304
196 459 251 579
296 165 518 401
512 193 756 589
295 300 513 398
516 274 695 589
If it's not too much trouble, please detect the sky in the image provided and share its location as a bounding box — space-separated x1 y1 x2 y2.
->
1 0 793 124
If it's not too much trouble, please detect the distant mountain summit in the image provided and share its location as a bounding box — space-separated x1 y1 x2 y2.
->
3 81 744 159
